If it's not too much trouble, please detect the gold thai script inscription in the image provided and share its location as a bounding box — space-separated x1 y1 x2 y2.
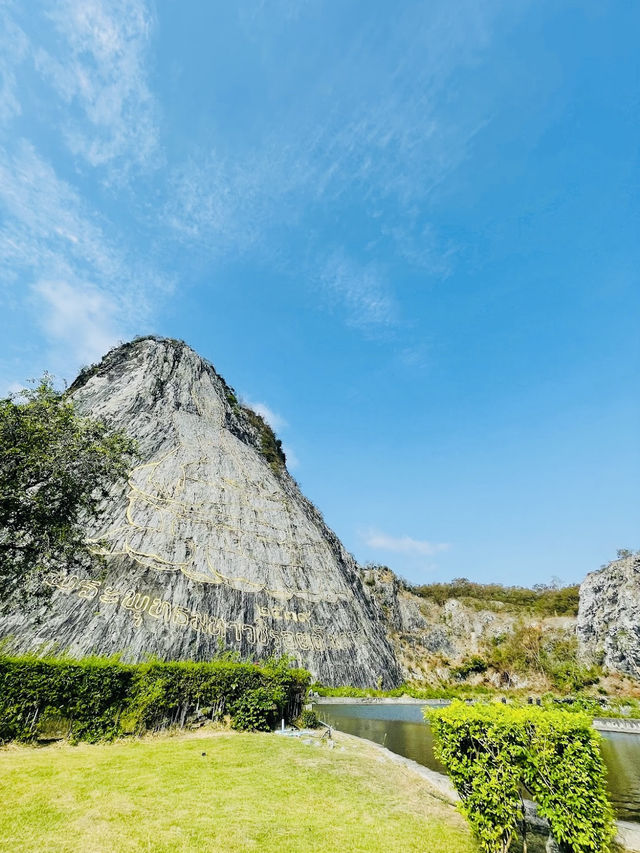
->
257 606 311 623
44 574 363 652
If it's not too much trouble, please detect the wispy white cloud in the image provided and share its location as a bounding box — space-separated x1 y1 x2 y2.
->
0 381 26 398
34 0 159 177
163 150 268 255
1 142 123 282
397 342 431 371
0 0 171 386
362 527 450 557
281 443 300 470
0 141 168 373
33 280 120 365
382 221 457 276
242 398 288 433
319 251 396 329
161 2 507 332
0 6 28 124
0 0 513 380
0 141 163 305
0 1 166 378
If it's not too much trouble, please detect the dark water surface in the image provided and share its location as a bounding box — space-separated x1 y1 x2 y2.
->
314 702 640 823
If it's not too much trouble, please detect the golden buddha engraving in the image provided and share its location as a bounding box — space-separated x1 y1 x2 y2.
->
90 431 351 604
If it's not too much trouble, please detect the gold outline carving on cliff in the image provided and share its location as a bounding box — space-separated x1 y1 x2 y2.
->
88 440 351 604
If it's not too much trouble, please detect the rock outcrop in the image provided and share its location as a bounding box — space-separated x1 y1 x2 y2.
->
362 567 577 685
0 337 402 687
577 553 640 678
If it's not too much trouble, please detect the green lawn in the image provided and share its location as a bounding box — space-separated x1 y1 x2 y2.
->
0 730 477 853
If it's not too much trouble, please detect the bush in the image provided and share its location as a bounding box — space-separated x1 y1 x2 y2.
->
427 702 615 853
297 709 320 729
450 655 488 681
0 654 310 743
230 687 284 732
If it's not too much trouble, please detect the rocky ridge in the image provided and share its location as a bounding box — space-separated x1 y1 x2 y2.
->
0 337 401 687
362 567 578 686
578 552 640 679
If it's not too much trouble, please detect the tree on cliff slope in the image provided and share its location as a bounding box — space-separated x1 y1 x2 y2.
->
0 376 137 596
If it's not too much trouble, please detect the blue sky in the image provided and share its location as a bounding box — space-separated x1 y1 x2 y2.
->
1 0 638 587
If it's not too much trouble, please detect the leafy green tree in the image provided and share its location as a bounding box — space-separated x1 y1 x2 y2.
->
0 375 137 595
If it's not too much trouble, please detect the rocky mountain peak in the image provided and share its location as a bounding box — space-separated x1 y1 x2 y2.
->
1 336 401 687
70 336 287 476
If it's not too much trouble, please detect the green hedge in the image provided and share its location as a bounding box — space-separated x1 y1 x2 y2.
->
0 655 310 742
427 702 615 853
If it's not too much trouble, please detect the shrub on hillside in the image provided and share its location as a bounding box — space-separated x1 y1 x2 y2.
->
450 655 489 681
486 625 600 692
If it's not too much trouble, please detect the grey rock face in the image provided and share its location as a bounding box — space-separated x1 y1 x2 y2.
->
362 567 579 685
577 553 640 678
362 567 427 633
0 337 401 687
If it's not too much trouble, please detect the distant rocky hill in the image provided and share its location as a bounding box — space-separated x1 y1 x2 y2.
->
578 552 640 679
363 559 640 691
0 337 401 687
361 568 580 688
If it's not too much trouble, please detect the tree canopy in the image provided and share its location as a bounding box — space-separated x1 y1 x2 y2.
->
0 376 137 595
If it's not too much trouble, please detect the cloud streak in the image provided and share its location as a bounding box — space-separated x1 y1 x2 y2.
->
33 280 120 365
159 1 507 331
35 0 159 178
0 1 167 386
0 141 162 305
362 528 450 557
0 0 517 384
0 141 169 375
0 6 28 123
319 251 396 329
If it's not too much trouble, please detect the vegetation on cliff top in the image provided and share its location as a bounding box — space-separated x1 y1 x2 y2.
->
411 577 580 617
224 387 287 474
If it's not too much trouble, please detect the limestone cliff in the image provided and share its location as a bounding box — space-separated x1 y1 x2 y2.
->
362 568 578 687
577 553 640 679
0 337 402 687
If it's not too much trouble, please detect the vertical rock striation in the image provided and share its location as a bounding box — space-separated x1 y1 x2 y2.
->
577 552 640 678
0 337 402 687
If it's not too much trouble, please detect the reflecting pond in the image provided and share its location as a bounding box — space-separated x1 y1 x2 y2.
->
314 702 640 823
